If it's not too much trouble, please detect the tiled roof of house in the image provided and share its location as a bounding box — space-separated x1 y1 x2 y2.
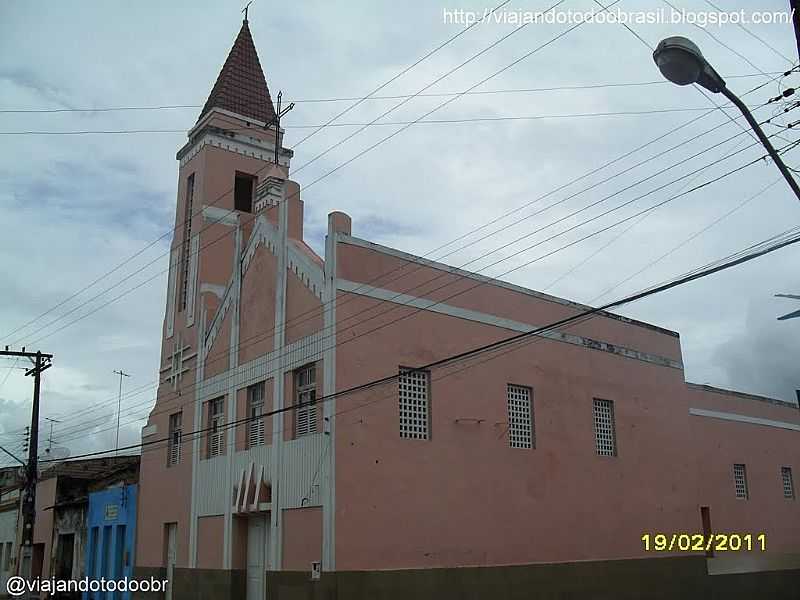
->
198 20 276 124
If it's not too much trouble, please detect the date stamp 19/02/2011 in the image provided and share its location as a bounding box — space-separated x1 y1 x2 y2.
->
641 533 766 553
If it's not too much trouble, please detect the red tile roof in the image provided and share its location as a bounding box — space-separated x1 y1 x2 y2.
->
198 20 277 124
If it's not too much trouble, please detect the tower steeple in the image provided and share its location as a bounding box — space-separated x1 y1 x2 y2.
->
198 19 276 124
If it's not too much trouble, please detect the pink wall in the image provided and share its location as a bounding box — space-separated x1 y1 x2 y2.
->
282 507 322 570
33 477 56 577
138 88 309 569
687 386 800 553
136 397 193 568
336 242 683 364
196 516 225 569
332 241 800 570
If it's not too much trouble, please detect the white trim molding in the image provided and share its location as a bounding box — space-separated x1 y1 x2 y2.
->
689 408 800 432
336 279 683 370
338 235 680 339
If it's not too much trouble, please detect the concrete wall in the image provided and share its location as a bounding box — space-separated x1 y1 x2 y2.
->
266 557 800 600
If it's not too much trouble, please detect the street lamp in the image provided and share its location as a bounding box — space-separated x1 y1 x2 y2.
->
653 36 800 202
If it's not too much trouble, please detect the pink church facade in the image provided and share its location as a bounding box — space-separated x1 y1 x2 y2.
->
135 19 800 599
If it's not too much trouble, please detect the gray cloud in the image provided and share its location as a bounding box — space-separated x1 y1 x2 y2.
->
1 0 799 464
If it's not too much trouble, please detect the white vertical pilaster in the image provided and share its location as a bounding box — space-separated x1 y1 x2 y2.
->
269 184 289 569
321 217 338 571
188 302 207 568
223 220 242 569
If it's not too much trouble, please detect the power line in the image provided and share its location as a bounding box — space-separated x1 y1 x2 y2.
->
42 226 800 464
0 0 531 345
698 0 794 65
5 1 597 348
48 134 790 444
37 100 784 433
0 106 748 136
0 72 781 114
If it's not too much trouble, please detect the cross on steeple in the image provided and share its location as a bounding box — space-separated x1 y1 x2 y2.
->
242 1 254 22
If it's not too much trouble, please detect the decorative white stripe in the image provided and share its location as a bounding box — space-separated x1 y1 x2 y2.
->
204 280 235 353
689 408 800 432
186 234 199 327
337 279 682 369
202 205 239 227
288 242 324 300
141 424 158 438
338 235 679 339
165 247 179 339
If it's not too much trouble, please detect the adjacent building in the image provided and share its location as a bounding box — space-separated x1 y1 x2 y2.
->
0 467 22 594
135 17 800 600
27 456 139 597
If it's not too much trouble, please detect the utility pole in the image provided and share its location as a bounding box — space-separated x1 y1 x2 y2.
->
791 1 800 63
112 370 129 456
0 346 52 580
43 417 61 454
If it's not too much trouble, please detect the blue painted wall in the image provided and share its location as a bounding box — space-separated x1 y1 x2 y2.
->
84 484 137 600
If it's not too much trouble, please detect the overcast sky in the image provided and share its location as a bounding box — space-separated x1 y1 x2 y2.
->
1 0 799 464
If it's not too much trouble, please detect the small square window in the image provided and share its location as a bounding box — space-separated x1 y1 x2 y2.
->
782 466 795 499
399 368 429 440
734 464 748 499
593 398 616 457
507 384 533 449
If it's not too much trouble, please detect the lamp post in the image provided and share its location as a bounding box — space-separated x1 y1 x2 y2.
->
652 36 800 203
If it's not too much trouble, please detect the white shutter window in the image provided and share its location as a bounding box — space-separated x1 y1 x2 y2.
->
593 398 616 457
295 365 317 437
399 368 430 440
168 412 182 466
208 398 225 457
507 385 533 449
734 464 748 499
782 467 794 499
248 383 265 447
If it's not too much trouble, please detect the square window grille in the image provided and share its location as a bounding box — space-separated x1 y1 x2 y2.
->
734 464 748 499
593 398 616 456
507 385 533 449
782 467 795 499
399 369 429 440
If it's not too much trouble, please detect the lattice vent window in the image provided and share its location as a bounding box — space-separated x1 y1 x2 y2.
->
782 466 795 499
507 385 533 449
593 398 616 457
733 463 748 499
399 369 429 440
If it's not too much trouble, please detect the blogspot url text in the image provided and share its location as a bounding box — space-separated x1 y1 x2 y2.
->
443 7 793 28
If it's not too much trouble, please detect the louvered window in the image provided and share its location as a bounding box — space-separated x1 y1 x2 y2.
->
168 412 182 466
248 382 265 447
295 366 316 437
207 397 225 457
